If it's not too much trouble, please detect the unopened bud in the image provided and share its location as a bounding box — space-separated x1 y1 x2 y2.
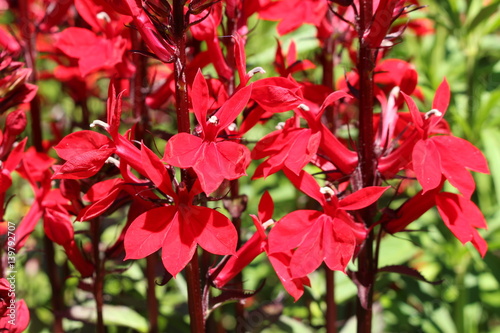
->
5 109 26 136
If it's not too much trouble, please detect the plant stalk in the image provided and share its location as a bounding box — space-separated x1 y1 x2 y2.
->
355 1 377 332
43 236 64 333
91 220 105 333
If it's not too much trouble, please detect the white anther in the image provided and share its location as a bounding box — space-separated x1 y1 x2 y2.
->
208 115 219 124
320 186 335 196
247 67 266 77
105 156 120 168
227 123 237 131
96 12 111 23
424 109 443 120
389 86 400 98
262 219 275 229
298 104 310 111
90 120 110 130
275 122 285 130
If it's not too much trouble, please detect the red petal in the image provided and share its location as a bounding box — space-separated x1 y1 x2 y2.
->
44 208 74 246
289 217 325 277
339 186 389 210
268 251 309 301
283 168 326 206
124 206 178 260
141 143 176 199
191 69 209 130
402 92 424 130
185 206 237 255
436 192 487 257
412 139 442 193
268 210 322 253
432 136 489 174
258 191 275 223
163 133 203 168
53 148 116 179
432 79 450 115
322 218 356 272
214 84 252 131
54 130 114 161
160 214 197 277
251 77 302 113
56 27 99 58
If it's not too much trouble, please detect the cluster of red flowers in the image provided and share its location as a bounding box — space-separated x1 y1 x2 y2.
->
0 0 489 330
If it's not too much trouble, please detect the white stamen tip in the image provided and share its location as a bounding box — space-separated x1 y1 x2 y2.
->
96 12 111 23
425 109 443 119
262 219 275 229
275 122 285 130
298 103 310 111
208 115 219 124
247 67 266 77
90 120 110 130
227 123 237 131
390 86 400 97
105 156 120 168
320 186 335 196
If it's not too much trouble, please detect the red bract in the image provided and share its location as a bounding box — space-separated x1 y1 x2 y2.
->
268 169 389 277
163 70 252 194
124 144 237 276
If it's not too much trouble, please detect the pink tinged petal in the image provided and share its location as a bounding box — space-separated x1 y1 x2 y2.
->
191 69 210 131
412 139 442 193
212 231 265 288
322 218 356 273
339 186 390 211
185 206 237 255
283 169 326 206
161 214 197 277
268 210 323 253
432 136 489 174
141 143 176 198
436 192 488 257
214 84 252 132
289 217 325 278
268 251 309 301
44 208 74 246
258 191 275 223
163 133 204 167
124 206 178 260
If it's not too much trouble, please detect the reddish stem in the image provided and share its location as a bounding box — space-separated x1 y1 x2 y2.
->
355 1 377 332
131 31 149 140
326 267 337 333
91 220 105 333
146 254 159 333
44 236 64 333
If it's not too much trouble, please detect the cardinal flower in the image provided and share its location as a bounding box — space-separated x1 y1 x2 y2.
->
163 70 252 194
124 144 237 276
268 169 388 278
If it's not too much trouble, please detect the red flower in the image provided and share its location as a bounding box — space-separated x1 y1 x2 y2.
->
163 70 252 194
124 144 237 276
268 169 388 277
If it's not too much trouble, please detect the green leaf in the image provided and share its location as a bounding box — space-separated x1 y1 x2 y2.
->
69 303 149 332
467 2 500 32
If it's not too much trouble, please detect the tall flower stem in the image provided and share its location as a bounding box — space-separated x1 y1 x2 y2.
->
172 1 204 331
43 236 64 333
91 220 105 333
355 1 377 332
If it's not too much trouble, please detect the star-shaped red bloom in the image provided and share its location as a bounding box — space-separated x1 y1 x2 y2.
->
125 144 237 276
163 70 252 194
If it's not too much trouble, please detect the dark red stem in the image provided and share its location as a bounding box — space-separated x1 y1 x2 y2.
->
326 267 337 333
172 1 204 331
131 31 149 140
355 1 377 333
44 236 64 333
146 254 159 333
19 0 43 152
91 220 105 333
